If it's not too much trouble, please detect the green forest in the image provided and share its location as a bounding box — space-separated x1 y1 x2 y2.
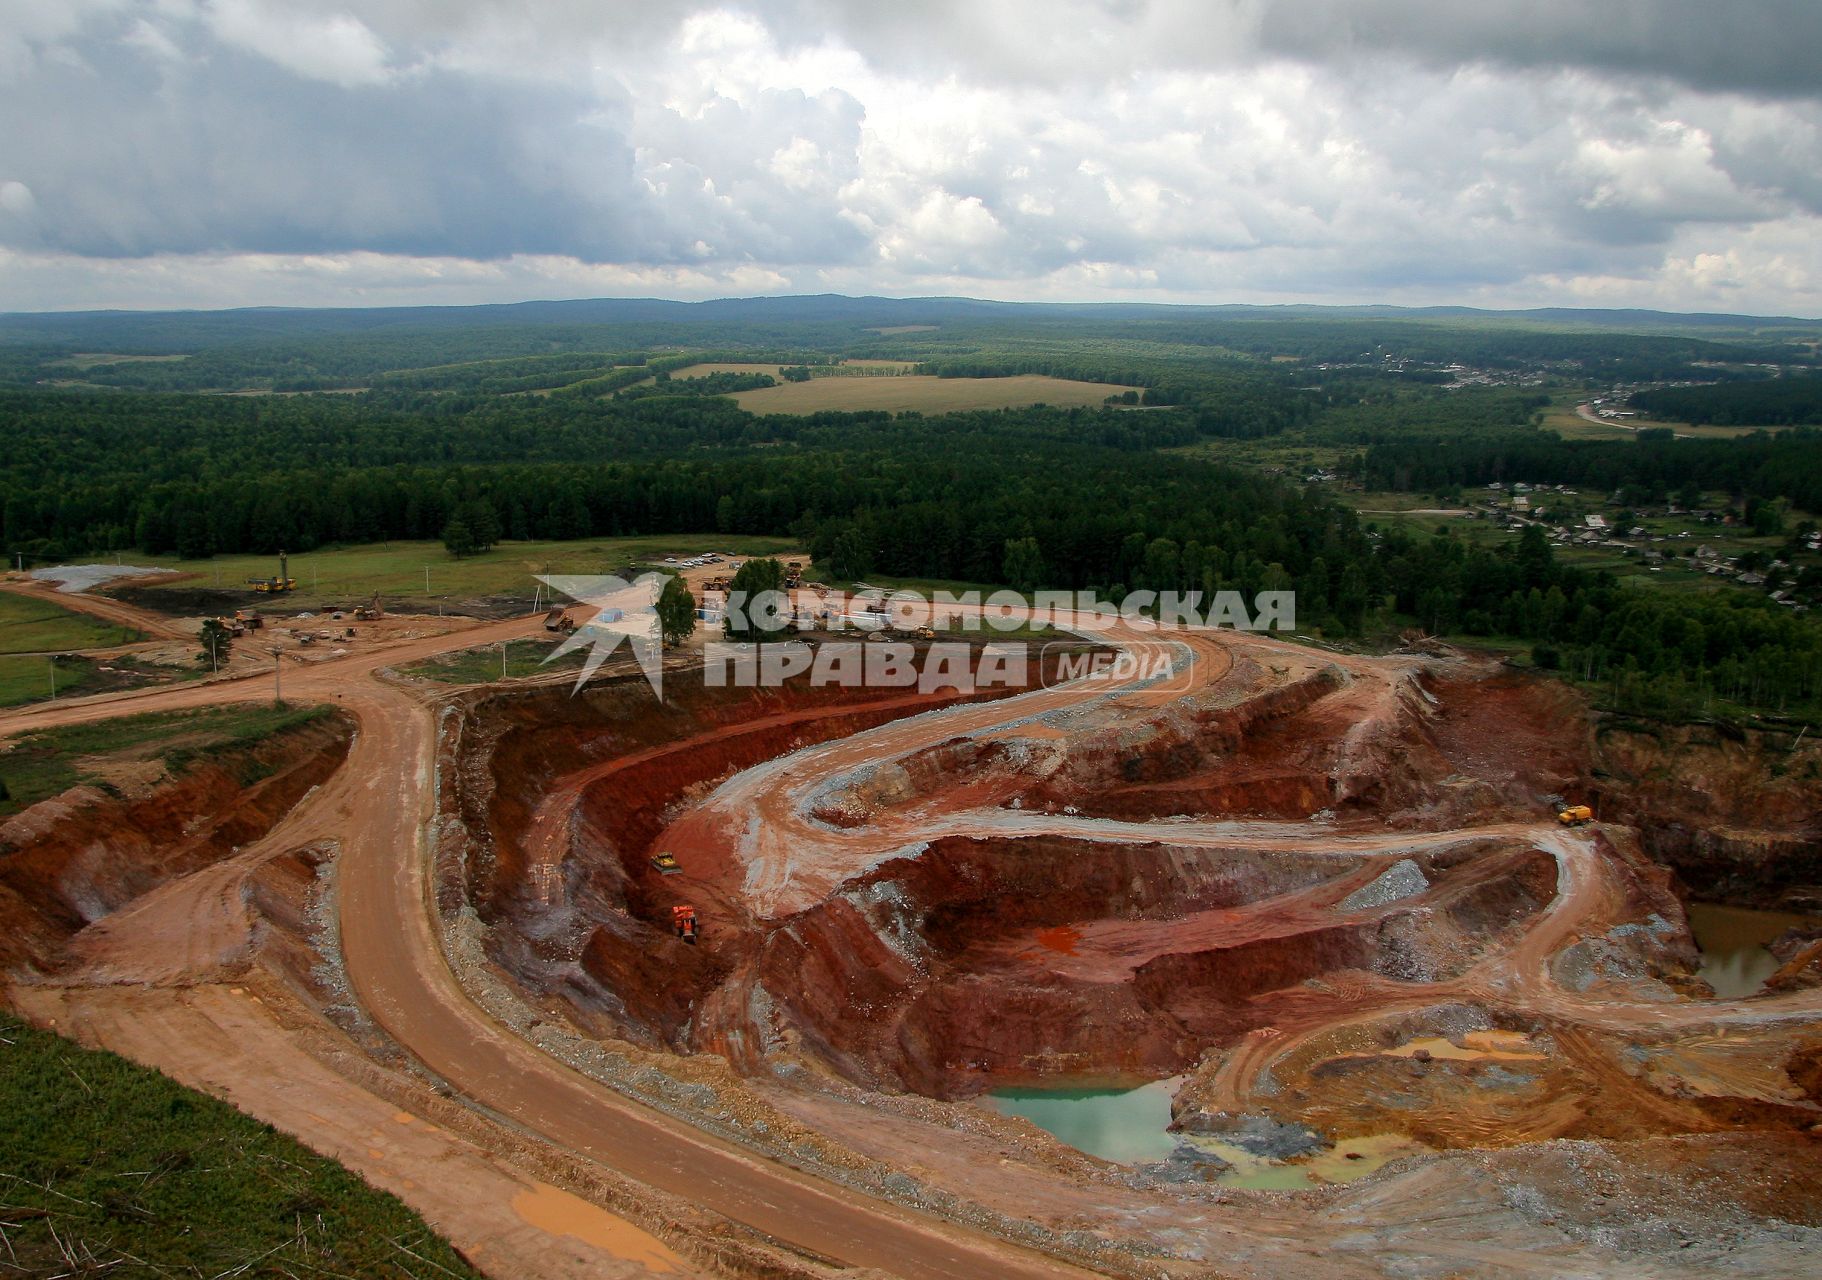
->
4 298 1821 719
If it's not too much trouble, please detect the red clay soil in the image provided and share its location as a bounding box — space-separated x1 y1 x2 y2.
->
9 580 1822 1280
455 634 1822 1184
0 715 352 975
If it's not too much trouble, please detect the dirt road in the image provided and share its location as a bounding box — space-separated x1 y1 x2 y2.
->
1 595 1105 1279
0 577 193 643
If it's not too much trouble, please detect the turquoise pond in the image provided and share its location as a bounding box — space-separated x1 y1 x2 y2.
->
981 1078 1181 1164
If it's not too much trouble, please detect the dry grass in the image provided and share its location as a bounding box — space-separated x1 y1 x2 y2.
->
733 373 1129 415
46 352 190 369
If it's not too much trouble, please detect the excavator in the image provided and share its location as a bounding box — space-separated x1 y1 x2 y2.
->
671 904 699 945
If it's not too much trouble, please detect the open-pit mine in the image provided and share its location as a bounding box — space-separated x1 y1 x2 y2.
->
3 588 1819 1279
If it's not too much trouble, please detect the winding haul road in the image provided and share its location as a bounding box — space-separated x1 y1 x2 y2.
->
2 599 1118 1278
6 589 1818 1278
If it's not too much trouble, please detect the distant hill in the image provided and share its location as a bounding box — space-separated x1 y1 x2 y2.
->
2 293 1816 352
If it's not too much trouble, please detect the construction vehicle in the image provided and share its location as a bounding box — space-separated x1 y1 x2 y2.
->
1557 805 1594 826
671 904 699 944
650 852 682 875
353 593 384 622
544 608 576 634
246 551 297 594
234 609 264 631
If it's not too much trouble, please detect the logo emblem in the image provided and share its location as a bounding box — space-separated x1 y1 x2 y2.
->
538 573 666 697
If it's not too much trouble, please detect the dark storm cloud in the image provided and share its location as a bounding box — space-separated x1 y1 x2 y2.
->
0 28 643 259
1253 0 1822 99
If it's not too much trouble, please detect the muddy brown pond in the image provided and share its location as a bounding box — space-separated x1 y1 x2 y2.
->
1687 902 1820 998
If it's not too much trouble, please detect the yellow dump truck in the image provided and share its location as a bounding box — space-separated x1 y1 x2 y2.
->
1557 805 1594 826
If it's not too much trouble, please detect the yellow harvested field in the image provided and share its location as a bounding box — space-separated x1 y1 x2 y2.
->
733 373 1128 415
674 362 786 378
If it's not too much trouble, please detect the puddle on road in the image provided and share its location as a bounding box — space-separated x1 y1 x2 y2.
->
511 1181 684 1272
1687 902 1820 998
983 1078 1425 1187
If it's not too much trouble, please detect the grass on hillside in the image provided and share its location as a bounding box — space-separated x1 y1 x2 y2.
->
0 591 143 654
0 1012 482 1279
127 535 801 612
0 704 332 815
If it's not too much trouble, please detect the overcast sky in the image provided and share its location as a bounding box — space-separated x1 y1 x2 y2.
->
4 1 1822 314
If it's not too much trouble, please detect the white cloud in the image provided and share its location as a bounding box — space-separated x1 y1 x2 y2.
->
204 0 396 88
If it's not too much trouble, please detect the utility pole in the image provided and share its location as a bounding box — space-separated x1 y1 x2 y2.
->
271 646 284 705
47 656 55 700
501 640 508 680
425 565 431 595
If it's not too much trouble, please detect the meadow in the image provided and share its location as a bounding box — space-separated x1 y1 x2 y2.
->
0 590 142 653
732 373 1129 414
131 534 800 610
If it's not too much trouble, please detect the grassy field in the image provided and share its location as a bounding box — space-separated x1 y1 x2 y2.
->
44 352 190 369
0 654 204 713
0 591 143 654
0 654 72 708
400 636 593 684
0 1011 481 1278
129 535 800 611
732 373 1130 415
0 704 333 814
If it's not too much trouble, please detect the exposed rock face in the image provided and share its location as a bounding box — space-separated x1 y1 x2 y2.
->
1595 720 1822 909
450 655 1553 1092
1340 858 1429 912
0 717 353 976
444 644 1821 1166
